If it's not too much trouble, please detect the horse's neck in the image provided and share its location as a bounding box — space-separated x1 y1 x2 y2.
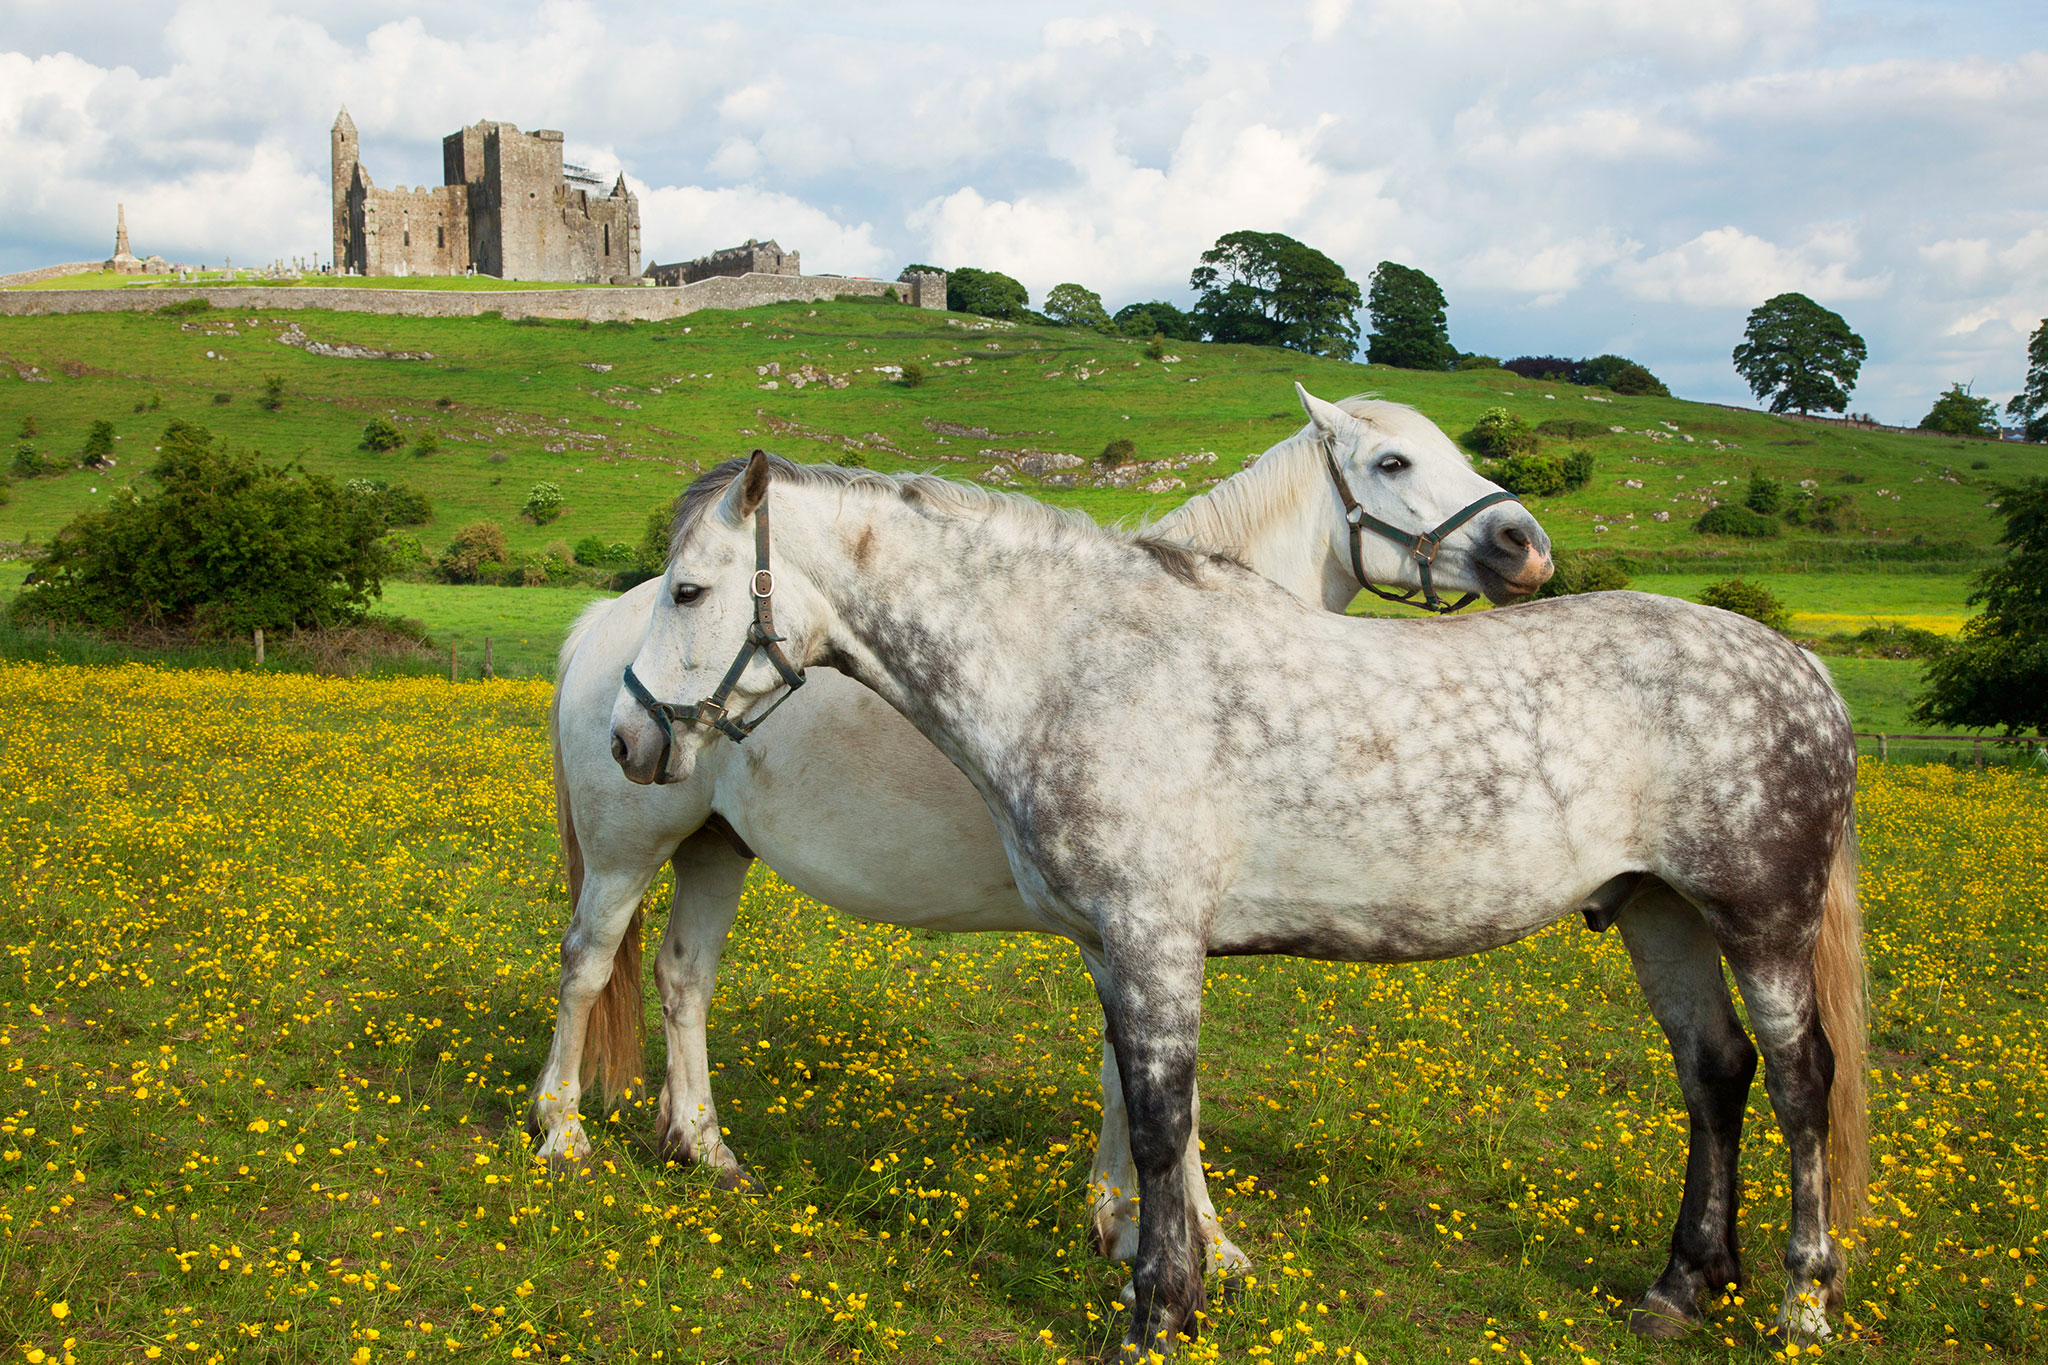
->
1153 434 1352 611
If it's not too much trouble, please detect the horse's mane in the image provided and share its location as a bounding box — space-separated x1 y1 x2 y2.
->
674 452 1239 586
1156 396 1468 558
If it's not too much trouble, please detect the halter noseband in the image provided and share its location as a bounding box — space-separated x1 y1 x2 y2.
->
1318 438 1519 614
621 466 806 778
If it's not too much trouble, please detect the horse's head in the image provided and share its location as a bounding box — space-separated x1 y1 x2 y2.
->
612 450 819 786
1299 385 1553 607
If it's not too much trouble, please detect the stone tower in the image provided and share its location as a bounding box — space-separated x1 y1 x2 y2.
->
114 204 132 259
331 106 358 272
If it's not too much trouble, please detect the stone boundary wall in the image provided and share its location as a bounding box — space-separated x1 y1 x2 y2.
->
0 262 101 289
1698 401 2017 444
0 271 939 322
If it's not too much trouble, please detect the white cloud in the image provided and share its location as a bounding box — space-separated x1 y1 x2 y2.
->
1612 226 1891 308
636 183 889 279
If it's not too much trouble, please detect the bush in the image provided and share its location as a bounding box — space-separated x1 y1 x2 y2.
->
835 450 869 469
638 506 676 572
1535 418 1606 440
1097 438 1137 468
899 362 925 388
10 442 62 478
1144 333 1166 361
523 481 564 525
212 392 232 406
18 415 37 439
1782 488 1857 534
945 267 1030 320
412 431 440 457
1113 301 1199 342
1577 354 1670 396
1455 354 1502 370
1503 355 1577 382
156 297 212 316
1536 550 1633 598
573 535 635 568
1467 408 1539 459
362 419 404 452
1559 448 1594 492
1744 470 1785 515
345 478 433 529
1699 578 1790 632
1488 453 1566 497
13 419 387 633
0 475 10 507
440 521 509 583
260 375 286 413
1971 459 1992 470
435 395 456 410
1694 504 1781 537
81 421 115 462
1840 623 1947 659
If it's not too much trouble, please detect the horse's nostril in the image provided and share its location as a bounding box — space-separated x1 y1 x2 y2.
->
610 732 629 765
1499 522 1531 551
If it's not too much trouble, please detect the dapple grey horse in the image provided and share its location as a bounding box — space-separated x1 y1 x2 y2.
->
611 395 1867 1355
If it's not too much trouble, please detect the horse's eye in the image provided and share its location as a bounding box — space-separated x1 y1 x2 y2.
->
673 583 705 606
1377 454 1411 473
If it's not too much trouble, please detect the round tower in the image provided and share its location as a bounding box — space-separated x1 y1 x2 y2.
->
331 106 358 273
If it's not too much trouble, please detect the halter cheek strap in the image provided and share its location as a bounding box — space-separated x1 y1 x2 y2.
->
1319 439 1519 614
621 473 806 777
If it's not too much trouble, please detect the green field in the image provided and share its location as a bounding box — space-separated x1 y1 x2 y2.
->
7 271 612 292
4 664 2043 1363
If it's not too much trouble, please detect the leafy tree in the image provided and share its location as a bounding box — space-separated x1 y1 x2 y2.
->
362 418 404 452
1914 477 2048 734
1364 261 1453 370
1919 382 2000 438
1190 231 1361 358
1043 283 1112 331
1700 578 1790 632
1112 300 1198 342
945 267 1030 320
1559 448 1594 491
1732 293 1866 414
81 420 116 462
1455 354 1502 371
2007 319 2048 442
440 521 509 584
14 418 387 633
1504 355 1577 382
1575 354 1671 397
260 374 286 413
1745 470 1785 515
1489 454 1565 498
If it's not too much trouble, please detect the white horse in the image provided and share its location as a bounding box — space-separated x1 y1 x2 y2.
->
611 392 1868 1356
531 395 1552 1277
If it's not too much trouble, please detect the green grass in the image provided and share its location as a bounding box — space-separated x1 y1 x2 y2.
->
4 665 2044 1362
375 581 610 676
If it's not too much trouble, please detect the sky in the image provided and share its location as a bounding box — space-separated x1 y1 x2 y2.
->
2 0 2043 425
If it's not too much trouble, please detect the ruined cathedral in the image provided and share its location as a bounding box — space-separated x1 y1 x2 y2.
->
330 107 640 283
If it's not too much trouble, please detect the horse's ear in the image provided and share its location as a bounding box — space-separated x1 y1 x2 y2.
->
1296 383 1354 444
736 448 771 518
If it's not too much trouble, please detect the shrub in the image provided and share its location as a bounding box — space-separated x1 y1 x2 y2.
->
346 478 433 529
1503 355 1577 382
1488 453 1566 497
13 418 387 633
638 506 676 572
1744 470 1785 515
1782 489 1856 534
1576 354 1670 396
440 521 509 583
899 362 925 388
1455 354 1502 370
260 375 286 413
1559 448 1594 492
10 442 62 478
573 536 635 568
1535 418 1606 440
1467 407 1539 459
81 421 115 461
835 450 869 469
1536 550 1633 598
212 392 232 406
412 431 440 457
1842 623 1947 659
361 418 404 452
1695 504 1780 537
1097 438 1137 468
435 396 455 410
156 297 212 316
1144 333 1166 361
523 481 564 525
1971 459 1992 470
17 416 37 439
1699 578 1790 632
945 267 1030 320
1112 301 1199 342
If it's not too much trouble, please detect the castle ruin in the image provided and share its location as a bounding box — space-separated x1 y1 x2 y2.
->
646 238 799 286
331 107 640 283
103 205 169 275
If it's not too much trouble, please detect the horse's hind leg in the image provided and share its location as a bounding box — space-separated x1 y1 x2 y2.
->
1616 885 1756 1337
651 829 753 1188
1724 938 1843 1344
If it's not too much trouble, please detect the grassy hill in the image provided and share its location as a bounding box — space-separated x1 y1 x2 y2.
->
0 298 2039 734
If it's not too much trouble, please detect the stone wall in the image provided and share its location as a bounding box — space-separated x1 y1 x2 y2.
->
648 239 799 286
0 272 934 323
0 262 101 289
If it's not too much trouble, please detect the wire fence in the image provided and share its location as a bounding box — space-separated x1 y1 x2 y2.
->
1855 732 2047 769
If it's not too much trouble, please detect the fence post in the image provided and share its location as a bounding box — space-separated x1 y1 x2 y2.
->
450 643 459 684
1974 738 1984 770
1878 733 1887 763
483 636 494 680
253 627 264 667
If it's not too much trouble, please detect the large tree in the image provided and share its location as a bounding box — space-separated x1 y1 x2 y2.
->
2007 318 2048 442
1914 477 2048 734
945 267 1029 320
1919 382 2001 438
1112 299 1198 341
1043 282 1112 331
1365 261 1455 370
1188 231 1361 358
1731 292 1866 414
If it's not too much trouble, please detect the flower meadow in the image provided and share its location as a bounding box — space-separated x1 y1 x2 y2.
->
2 661 2043 1364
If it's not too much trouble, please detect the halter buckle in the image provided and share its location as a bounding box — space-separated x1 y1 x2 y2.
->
752 568 775 599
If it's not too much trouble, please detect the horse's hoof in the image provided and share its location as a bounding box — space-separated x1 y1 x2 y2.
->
715 1164 757 1193
1628 1296 1698 1339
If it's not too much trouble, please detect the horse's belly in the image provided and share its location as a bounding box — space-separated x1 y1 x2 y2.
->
1207 895 1576 962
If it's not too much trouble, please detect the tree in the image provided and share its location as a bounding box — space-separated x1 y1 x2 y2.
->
1043 283 1112 331
1913 477 2048 734
1575 353 1670 397
1919 382 2000 438
1365 261 1454 370
945 267 1029 320
1189 231 1361 358
1731 293 1866 415
1112 300 1198 341
14 418 387 633
1700 578 1790 632
2004 319 2048 442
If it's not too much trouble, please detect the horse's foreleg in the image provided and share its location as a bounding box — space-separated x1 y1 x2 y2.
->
652 828 753 1188
1727 938 1842 1345
1096 935 1207 1358
1090 1037 1250 1278
1617 886 1757 1337
529 865 659 1168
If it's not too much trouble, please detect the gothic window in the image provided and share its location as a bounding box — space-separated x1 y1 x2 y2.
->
604 224 610 256
403 229 410 246
438 226 445 248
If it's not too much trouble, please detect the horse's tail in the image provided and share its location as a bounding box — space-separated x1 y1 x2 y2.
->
1815 805 1869 1246
553 601 646 1108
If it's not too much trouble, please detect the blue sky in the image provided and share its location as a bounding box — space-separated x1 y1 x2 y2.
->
3 0 2043 424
